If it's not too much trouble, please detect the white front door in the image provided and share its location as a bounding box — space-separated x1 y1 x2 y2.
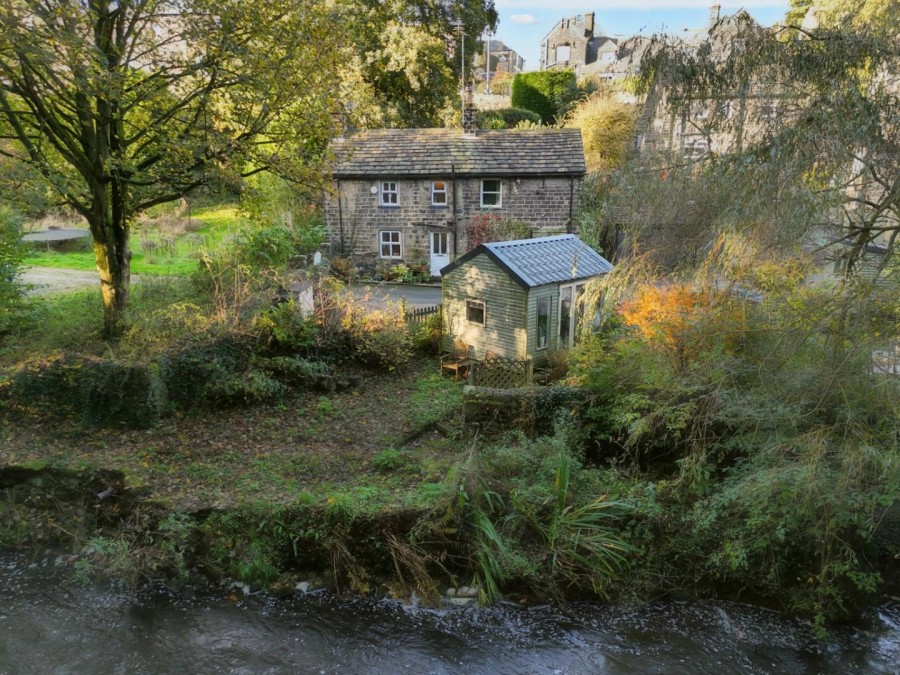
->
430 231 449 277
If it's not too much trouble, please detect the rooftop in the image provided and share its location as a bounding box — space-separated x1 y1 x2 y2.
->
444 234 613 288
331 128 586 179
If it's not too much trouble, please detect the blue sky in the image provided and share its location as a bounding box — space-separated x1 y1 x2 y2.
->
491 1 793 71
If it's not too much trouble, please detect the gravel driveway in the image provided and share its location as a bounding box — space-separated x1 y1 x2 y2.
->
21 268 442 310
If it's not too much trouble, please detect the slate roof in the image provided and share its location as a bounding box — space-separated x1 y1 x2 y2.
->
331 128 586 178
442 234 613 289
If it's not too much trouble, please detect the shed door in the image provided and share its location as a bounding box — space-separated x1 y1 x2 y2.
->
559 283 586 349
430 231 449 277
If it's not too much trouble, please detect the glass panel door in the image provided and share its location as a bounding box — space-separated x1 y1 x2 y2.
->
430 231 449 277
559 286 573 349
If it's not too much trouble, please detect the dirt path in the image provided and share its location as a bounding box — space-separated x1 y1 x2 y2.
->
21 266 101 295
22 266 147 296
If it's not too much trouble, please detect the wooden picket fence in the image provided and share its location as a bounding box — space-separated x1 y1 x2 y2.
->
405 304 441 325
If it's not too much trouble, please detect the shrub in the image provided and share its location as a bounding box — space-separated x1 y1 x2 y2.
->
465 214 532 251
511 71 577 124
0 206 27 335
562 92 637 171
201 368 287 406
159 331 261 407
372 448 405 473
476 107 541 129
255 301 319 352
5 355 168 427
411 312 442 354
235 224 300 270
343 308 412 370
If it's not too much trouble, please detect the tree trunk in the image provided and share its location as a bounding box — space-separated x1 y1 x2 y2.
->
89 182 131 337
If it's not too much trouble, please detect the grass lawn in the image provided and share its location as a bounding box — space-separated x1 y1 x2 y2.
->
22 203 245 276
0 357 467 513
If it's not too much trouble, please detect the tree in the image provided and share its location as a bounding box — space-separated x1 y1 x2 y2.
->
0 0 340 334
511 71 576 125
562 92 636 172
617 13 900 282
0 206 26 335
335 0 497 128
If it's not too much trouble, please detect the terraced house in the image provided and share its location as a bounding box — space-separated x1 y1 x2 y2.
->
324 116 586 277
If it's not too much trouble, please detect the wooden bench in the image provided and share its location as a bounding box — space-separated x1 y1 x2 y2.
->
440 341 474 379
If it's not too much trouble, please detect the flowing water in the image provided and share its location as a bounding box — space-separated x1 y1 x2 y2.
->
2 552 898 674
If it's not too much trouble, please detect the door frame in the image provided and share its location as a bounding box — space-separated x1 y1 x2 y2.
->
429 230 449 277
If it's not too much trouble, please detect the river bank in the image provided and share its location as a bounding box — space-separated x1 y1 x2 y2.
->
3 358 900 626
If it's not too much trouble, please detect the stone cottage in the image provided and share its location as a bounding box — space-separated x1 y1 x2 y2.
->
324 117 586 277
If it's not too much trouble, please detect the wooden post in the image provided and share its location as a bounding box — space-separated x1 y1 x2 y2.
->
526 359 534 385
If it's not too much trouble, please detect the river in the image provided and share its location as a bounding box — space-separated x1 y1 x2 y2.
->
2 552 898 674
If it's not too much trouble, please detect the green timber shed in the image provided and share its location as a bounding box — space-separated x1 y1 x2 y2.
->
440 234 613 366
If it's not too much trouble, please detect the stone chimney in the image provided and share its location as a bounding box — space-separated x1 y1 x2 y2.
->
584 12 595 36
709 4 721 26
462 84 476 137
462 107 477 137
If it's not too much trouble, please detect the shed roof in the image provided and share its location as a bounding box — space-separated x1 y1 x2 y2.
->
442 234 613 289
331 128 586 178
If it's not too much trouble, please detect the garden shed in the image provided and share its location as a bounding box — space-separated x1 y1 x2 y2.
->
441 234 613 367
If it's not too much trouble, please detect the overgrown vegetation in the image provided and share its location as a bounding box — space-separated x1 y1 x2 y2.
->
510 71 577 124
569 278 899 627
0 206 27 335
476 107 542 130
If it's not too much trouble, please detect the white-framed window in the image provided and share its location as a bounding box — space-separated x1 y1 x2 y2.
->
692 102 710 120
380 181 398 206
466 299 485 326
555 45 571 63
684 137 709 159
716 100 733 119
431 181 448 206
379 230 402 259
759 99 778 120
480 179 502 208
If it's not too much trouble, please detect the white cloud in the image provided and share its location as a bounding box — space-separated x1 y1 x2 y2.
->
496 0 786 8
510 13 538 24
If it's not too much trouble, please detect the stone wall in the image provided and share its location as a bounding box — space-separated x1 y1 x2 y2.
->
325 176 580 265
463 384 591 438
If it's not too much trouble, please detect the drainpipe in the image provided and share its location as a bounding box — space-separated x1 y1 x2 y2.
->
336 179 345 253
451 163 457 257
567 176 575 234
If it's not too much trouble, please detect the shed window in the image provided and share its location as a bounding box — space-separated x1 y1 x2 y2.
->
536 297 551 350
466 299 485 326
432 181 448 206
481 179 502 208
380 181 398 206
379 230 402 259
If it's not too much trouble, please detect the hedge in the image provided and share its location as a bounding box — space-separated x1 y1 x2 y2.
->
476 107 541 129
510 71 577 124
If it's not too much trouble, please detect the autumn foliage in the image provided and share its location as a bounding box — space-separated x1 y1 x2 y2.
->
619 284 743 369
